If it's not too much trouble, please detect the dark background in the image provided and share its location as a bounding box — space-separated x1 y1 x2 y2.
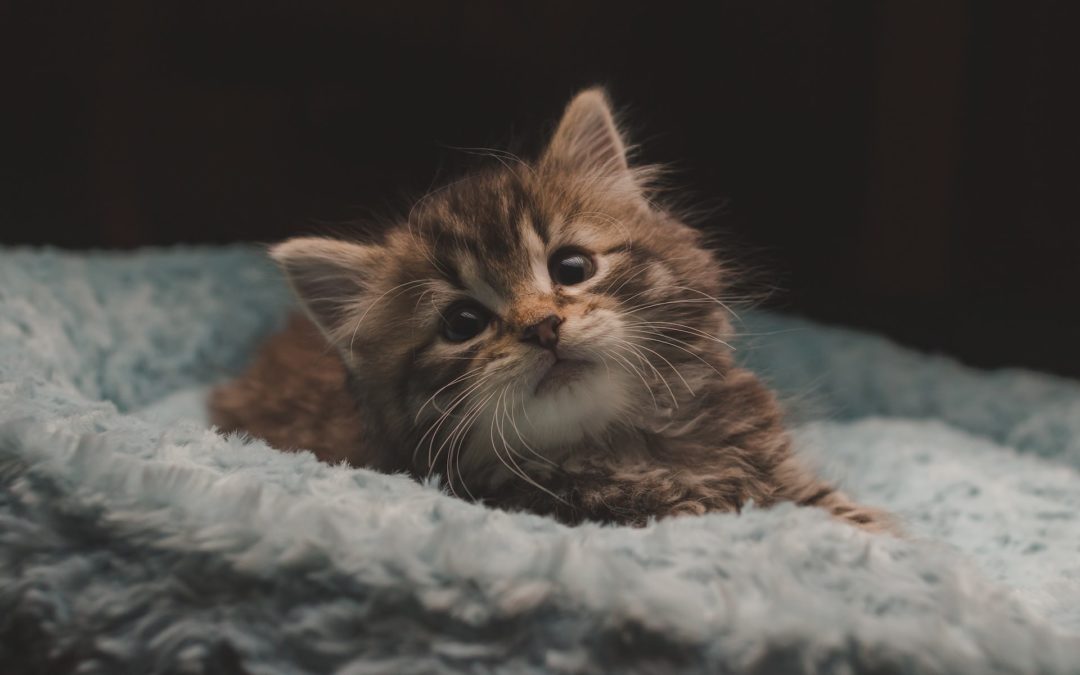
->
3 1 1078 377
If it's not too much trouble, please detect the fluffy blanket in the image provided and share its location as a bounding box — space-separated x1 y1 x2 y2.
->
2 246 1079 674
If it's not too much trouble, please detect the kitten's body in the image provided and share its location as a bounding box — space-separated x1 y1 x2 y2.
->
211 89 891 532
211 314 366 466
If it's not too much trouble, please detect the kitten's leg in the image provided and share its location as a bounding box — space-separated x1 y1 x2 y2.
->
578 472 896 533
563 470 897 533
792 482 898 534
492 459 754 527
771 456 898 533
208 314 370 466
567 463 743 526
494 458 897 533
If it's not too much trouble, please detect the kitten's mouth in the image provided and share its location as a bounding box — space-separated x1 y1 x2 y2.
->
534 357 593 395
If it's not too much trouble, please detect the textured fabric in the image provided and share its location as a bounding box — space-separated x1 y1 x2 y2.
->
1 246 1078 674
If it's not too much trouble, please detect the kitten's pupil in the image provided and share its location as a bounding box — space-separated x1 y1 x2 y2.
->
442 303 489 342
549 250 594 286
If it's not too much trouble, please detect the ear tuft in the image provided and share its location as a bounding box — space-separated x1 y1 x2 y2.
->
269 237 379 342
542 87 630 178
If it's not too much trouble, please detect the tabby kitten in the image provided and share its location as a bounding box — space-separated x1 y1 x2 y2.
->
211 88 890 531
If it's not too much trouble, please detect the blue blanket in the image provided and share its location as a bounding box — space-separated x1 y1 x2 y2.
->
2 247 1079 673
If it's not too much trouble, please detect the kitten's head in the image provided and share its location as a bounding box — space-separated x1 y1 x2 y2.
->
272 89 734 490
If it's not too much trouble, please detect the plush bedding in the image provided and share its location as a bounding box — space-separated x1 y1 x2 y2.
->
1 246 1079 674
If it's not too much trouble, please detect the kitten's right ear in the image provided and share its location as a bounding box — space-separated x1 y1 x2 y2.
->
269 237 380 342
542 88 631 180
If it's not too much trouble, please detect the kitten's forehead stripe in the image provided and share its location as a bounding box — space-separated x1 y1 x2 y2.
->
528 202 551 243
432 249 466 291
522 225 553 295
421 173 554 306
458 253 508 313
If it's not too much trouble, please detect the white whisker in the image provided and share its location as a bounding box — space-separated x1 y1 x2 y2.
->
621 328 725 377
619 337 694 396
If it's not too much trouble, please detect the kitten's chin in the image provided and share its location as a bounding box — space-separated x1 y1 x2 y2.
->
533 358 592 396
519 357 630 448
456 354 634 488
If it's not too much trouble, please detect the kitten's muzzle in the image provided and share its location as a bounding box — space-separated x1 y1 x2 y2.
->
520 314 563 351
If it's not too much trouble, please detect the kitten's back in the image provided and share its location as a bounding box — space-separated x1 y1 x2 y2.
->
209 314 369 465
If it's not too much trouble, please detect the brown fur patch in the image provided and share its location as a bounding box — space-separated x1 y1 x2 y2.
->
209 315 370 467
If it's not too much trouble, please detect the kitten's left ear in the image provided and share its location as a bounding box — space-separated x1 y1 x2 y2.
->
269 236 382 348
542 88 631 180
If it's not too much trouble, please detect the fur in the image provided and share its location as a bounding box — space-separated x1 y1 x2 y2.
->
210 89 892 531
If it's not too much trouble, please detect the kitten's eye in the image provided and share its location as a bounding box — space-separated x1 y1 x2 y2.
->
549 249 596 286
441 302 490 342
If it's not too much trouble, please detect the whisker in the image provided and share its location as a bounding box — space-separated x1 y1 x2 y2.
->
619 337 694 396
606 341 662 409
441 389 493 500
420 373 494 469
621 328 725 377
505 385 559 469
613 341 669 406
492 387 566 504
347 278 435 353
623 297 724 315
599 255 697 299
662 285 743 320
441 144 537 179
584 346 615 380
631 320 735 349
414 369 483 422
620 285 743 321
598 259 663 298
448 391 493 501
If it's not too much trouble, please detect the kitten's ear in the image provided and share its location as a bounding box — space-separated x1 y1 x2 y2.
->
542 88 631 179
269 237 380 342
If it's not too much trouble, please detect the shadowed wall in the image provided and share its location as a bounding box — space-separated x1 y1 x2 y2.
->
2 1 1078 376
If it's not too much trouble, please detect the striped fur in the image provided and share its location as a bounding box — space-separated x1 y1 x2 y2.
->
210 89 893 532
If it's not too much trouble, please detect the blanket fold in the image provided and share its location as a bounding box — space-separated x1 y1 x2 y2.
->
1 247 1078 674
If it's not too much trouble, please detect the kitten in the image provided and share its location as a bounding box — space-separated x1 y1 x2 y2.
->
211 88 891 532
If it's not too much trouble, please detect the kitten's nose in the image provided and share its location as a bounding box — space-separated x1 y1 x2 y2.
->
521 314 562 350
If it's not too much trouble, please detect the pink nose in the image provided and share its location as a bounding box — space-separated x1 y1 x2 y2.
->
521 314 562 350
